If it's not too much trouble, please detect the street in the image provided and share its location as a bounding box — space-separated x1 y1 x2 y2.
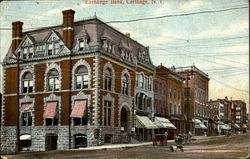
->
2 133 249 159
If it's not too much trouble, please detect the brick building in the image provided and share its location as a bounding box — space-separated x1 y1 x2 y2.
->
1 9 155 153
154 65 183 139
208 97 233 135
232 100 247 132
175 65 209 136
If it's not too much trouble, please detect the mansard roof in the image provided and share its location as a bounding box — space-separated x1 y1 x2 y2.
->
5 18 153 68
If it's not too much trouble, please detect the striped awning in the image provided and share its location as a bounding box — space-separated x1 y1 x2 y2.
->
195 122 207 129
70 100 87 118
136 115 158 129
154 117 176 129
21 103 31 112
221 124 231 130
43 102 57 118
192 119 202 124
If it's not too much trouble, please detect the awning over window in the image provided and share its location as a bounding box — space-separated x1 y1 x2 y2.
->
221 124 231 130
43 102 57 118
70 100 87 118
136 115 158 129
195 122 207 129
20 134 31 140
21 103 31 112
154 117 176 129
192 119 202 124
233 123 240 129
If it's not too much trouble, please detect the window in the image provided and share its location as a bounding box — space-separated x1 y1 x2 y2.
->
155 99 158 113
149 78 152 91
23 48 28 59
72 101 88 126
102 39 112 53
136 74 139 87
122 74 129 95
169 88 172 98
75 65 89 89
104 68 112 91
104 100 112 126
178 105 181 114
48 43 53 55
178 90 181 100
155 82 158 94
144 77 148 90
29 47 33 58
174 104 176 114
159 83 162 95
174 89 177 99
22 72 33 93
21 112 32 126
79 39 84 51
163 85 166 95
47 69 59 91
170 103 172 114
159 101 162 114
139 74 144 88
44 102 59 126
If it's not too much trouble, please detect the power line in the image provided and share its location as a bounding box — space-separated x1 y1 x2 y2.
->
106 6 248 23
211 78 249 93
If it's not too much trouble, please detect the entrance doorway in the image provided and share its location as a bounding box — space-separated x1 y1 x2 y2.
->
45 134 57 151
120 107 128 132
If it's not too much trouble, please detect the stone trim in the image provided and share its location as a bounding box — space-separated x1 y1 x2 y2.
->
118 102 132 132
102 93 115 127
1 68 6 126
44 62 62 91
71 91 91 127
43 93 61 126
19 65 35 94
19 95 35 127
121 69 131 96
93 54 100 127
102 62 115 92
72 59 91 90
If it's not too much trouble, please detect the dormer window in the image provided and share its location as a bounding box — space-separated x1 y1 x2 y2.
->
102 39 112 53
79 39 84 51
29 47 33 58
23 48 28 59
48 44 53 55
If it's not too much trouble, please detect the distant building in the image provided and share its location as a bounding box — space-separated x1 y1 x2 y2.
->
175 65 209 136
232 100 247 132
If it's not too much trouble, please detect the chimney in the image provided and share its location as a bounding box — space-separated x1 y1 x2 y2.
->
12 21 23 53
125 33 130 38
62 9 75 49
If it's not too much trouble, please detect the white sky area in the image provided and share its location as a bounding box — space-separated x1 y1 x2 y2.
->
0 0 249 112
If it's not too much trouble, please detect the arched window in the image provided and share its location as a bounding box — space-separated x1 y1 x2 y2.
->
139 74 144 88
104 68 112 91
75 65 89 89
47 69 59 91
122 74 129 95
22 72 33 93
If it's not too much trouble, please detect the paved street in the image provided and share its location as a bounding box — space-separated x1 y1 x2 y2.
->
2 133 249 159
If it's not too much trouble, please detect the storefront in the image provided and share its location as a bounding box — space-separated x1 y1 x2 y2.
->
136 115 158 141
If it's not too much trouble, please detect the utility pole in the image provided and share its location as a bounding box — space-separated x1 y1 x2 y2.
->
68 51 72 149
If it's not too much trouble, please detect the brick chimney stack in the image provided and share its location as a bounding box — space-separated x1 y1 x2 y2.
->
62 9 75 49
12 21 23 53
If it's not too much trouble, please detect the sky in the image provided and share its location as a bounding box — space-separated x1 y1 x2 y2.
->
0 0 249 113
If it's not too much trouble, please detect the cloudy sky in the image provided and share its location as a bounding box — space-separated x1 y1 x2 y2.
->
0 0 249 112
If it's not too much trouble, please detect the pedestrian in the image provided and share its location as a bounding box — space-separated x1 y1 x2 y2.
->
164 131 168 145
175 134 179 144
188 131 192 143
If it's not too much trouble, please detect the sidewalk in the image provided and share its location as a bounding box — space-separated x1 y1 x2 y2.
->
74 140 175 151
